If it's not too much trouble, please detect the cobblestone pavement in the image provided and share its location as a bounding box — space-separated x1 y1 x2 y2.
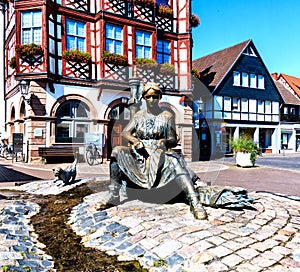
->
0 178 300 271
0 199 55 271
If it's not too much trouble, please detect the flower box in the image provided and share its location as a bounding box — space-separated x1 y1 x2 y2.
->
15 43 44 57
190 14 200 28
62 49 92 63
134 0 155 8
102 51 128 66
134 58 157 69
159 63 175 75
157 4 173 18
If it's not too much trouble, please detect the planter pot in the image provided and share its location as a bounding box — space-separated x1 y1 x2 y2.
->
235 152 254 167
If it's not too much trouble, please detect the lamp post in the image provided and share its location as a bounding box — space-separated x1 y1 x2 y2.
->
19 80 31 105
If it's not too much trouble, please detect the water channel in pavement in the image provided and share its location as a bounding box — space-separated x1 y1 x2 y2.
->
1 180 148 271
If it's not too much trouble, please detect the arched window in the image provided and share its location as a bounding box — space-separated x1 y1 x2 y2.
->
55 100 90 143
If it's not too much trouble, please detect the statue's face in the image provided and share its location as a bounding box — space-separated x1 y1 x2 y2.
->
144 93 160 110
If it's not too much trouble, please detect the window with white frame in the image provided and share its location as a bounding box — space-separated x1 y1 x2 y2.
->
136 31 151 58
106 24 123 54
241 98 248 112
250 74 257 88
242 73 249 87
257 100 264 113
224 97 231 111
21 11 42 44
258 75 265 89
157 40 170 64
265 101 271 114
232 98 240 111
233 71 240 86
66 19 86 51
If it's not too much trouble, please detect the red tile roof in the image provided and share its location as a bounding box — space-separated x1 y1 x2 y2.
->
274 80 300 106
273 73 300 98
192 40 251 92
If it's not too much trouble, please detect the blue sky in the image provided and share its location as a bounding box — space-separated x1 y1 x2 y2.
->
191 0 300 77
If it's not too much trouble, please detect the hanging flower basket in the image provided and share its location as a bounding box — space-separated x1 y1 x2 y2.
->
157 4 173 18
134 0 155 8
190 14 200 28
62 49 92 63
159 63 175 75
8 56 16 69
134 58 157 70
15 43 44 57
102 51 128 66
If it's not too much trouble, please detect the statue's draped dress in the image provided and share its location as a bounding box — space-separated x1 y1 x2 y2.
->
113 109 189 189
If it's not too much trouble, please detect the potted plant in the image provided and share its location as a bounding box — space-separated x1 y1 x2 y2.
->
229 136 259 167
157 4 173 18
190 14 200 28
102 51 128 66
62 49 92 63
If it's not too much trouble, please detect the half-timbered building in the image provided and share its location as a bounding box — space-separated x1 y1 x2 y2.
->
192 40 282 158
272 73 300 152
2 0 196 162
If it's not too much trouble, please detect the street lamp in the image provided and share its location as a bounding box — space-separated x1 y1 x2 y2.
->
19 80 31 105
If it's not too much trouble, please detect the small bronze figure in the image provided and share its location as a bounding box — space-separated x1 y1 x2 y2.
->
101 82 207 220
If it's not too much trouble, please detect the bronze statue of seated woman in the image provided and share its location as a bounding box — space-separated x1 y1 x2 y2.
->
100 82 207 220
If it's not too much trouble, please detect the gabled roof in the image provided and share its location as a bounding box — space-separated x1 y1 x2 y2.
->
272 73 300 98
274 80 300 106
192 40 251 92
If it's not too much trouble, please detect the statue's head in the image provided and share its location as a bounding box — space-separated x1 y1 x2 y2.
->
142 82 161 99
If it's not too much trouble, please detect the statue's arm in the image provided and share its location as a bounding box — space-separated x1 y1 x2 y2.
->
121 116 142 147
159 113 178 149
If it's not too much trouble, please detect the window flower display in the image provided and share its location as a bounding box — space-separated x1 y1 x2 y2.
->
159 63 175 74
134 58 157 69
157 4 173 18
134 0 155 8
15 43 44 57
62 49 92 63
102 51 128 66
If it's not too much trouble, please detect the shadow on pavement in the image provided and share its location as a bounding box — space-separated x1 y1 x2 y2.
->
0 164 42 182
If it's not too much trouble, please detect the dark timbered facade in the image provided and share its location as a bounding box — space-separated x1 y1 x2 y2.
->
193 40 282 158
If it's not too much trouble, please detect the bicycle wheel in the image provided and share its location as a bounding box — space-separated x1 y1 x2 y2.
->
85 150 95 166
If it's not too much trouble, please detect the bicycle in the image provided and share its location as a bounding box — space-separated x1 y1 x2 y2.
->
85 142 103 166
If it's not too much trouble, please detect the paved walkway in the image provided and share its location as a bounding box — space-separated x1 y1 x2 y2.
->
0 175 299 271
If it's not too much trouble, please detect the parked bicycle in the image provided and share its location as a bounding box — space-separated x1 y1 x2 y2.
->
85 142 103 166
